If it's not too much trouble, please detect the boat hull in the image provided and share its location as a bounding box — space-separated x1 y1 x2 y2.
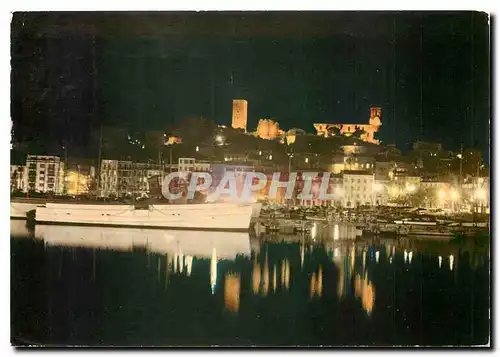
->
10 202 39 219
35 203 255 231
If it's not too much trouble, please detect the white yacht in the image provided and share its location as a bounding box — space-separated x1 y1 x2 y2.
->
35 202 261 231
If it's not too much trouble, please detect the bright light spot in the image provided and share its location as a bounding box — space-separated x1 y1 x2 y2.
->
195 146 199 152
258 150 262 156
409 251 413 264
475 188 487 201
215 135 224 144
457 153 463 159
406 184 416 192
305 157 309 163
334 247 339 257
141 145 145 149
438 256 442 268
211 248 217 294
375 251 380 264
333 224 339 241
404 250 408 263
268 154 273 160
311 223 317 240
449 255 454 271
450 190 459 201
389 256 393 264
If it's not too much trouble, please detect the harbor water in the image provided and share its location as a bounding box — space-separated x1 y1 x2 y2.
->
11 220 490 346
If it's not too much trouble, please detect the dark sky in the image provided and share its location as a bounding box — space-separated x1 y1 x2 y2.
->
11 11 490 157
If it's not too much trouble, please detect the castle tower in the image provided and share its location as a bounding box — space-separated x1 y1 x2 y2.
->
232 99 248 132
369 107 382 127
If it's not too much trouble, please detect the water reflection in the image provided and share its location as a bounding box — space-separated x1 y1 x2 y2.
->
11 222 490 346
10 220 31 238
224 273 241 313
35 225 250 259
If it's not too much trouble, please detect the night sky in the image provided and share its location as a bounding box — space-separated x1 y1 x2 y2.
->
11 12 490 158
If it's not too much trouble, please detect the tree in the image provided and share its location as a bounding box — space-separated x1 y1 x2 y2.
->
327 126 342 137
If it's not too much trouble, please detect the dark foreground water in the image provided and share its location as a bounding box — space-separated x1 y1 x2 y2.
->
11 220 490 346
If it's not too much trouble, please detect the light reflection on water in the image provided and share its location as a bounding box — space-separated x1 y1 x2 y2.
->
11 220 489 346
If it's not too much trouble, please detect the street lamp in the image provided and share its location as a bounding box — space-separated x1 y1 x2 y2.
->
195 146 199 152
215 135 224 145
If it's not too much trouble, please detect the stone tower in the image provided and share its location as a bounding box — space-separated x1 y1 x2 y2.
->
232 99 248 132
369 107 382 127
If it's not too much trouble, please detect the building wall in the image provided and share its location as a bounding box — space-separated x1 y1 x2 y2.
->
99 159 118 197
231 99 248 132
342 173 375 208
10 165 27 192
256 119 280 140
313 107 382 144
100 159 172 198
26 155 64 194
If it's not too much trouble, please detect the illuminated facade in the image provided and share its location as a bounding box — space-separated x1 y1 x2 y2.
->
66 169 94 195
231 99 248 132
313 107 382 144
256 119 281 140
25 155 65 194
99 160 163 198
10 165 27 192
343 171 376 207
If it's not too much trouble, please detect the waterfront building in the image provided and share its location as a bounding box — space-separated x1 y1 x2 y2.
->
461 175 490 213
178 158 210 172
373 179 389 206
313 107 382 144
342 171 375 208
25 155 65 194
10 165 28 192
231 99 248 132
99 159 119 197
99 159 163 198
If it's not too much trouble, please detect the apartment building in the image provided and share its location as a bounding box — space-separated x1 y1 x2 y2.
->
25 155 65 194
99 159 163 198
10 165 27 192
342 171 375 208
